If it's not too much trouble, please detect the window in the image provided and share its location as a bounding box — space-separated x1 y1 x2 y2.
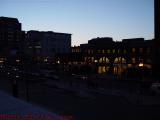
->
103 57 105 62
99 57 109 63
91 57 94 62
112 49 115 53
88 50 90 54
132 48 136 53
123 49 127 54
147 59 151 63
88 49 93 54
147 48 150 54
132 58 136 64
139 48 143 53
98 50 101 53
117 49 120 54
107 49 110 54
84 57 87 61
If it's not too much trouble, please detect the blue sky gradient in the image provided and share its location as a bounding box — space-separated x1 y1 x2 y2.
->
0 0 154 46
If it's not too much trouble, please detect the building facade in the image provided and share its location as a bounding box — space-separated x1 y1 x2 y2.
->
0 17 25 64
26 30 71 62
58 37 153 76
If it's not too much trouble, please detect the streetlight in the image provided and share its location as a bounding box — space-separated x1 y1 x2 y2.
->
0 60 4 64
44 58 48 62
11 59 21 98
94 59 98 74
138 62 144 80
16 59 20 63
94 60 98 63
136 62 144 104
139 63 144 67
57 60 60 64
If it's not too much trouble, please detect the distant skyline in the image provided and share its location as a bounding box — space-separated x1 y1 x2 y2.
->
0 0 154 46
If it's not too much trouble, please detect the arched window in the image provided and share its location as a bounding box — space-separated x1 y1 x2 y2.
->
113 57 127 75
99 57 110 63
114 57 126 64
106 58 109 63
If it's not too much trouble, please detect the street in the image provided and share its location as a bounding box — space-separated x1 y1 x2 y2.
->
1 74 160 120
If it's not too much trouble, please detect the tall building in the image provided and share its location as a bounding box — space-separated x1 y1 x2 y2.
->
26 30 71 62
0 17 24 63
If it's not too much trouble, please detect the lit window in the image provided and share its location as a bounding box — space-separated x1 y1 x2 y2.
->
107 49 110 54
103 57 105 62
99 58 102 63
106 58 109 63
132 48 136 53
85 57 87 62
114 58 118 63
114 57 126 64
99 57 109 63
113 49 115 53
122 58 126 63
91 57 94 62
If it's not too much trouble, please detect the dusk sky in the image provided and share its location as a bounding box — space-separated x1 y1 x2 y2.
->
0 0 154 46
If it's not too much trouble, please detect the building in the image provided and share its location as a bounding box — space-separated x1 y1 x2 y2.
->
25 30 71 62
58 37 153 77
0 17 25 64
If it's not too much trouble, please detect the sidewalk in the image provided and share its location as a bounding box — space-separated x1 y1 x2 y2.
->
0 90 70 120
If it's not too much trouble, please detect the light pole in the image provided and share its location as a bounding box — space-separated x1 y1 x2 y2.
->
153 0 160 79
136 62 144 104
138 62 144 81
94 59 98 74
12 59 20 98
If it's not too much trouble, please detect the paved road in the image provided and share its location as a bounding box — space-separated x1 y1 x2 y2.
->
1 77 160 120
21 83 160 120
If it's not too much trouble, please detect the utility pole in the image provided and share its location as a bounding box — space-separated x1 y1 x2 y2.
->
154 0 160 39
153 0 160 79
